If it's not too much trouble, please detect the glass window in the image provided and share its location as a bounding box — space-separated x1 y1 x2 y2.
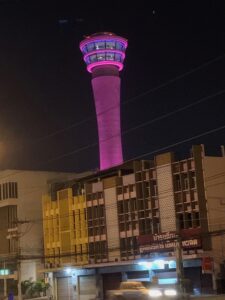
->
118 201 124 214
88 227 93 236
137 199 144 210
90 54 97 62
87 207 92 219
106 52 115 60
98 205 104 218
89 242 94 255
115 53 122 62
129 185 134 192
117 187 123 194
124 200 129 213
97 191 103 199
119 223 125 231
190 172 196 188
81 46 88 54
116 42 124 50
97 53 105 61
130 198 137 211
95 41 105 50
174 175 181 191
183 174 189 190
106 41 115 49
87 43 95 52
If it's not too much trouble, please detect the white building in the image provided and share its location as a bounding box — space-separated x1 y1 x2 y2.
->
0 169 89 297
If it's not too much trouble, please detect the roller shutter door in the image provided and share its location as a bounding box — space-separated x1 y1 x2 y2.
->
79 275 96 300
57 276 75 300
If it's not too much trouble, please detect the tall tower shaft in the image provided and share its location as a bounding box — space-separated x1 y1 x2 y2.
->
80 32 128 170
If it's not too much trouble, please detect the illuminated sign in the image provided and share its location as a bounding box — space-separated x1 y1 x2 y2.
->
202 257 213 273
140 238 201 253
138 259 176 270
0 269 9 275
138 229 202 253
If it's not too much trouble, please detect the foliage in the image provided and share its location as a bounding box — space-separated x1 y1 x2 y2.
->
21 279 50 299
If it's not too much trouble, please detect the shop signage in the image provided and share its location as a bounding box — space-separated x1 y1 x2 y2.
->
140 238 201 253
202 257 213 273
138 229 202 253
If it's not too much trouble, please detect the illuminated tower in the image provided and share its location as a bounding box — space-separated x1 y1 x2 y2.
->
80 32 128 170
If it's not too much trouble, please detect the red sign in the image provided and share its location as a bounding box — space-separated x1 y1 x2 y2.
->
202 257 213 273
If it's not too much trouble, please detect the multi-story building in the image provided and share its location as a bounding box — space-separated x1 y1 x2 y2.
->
42 145 225 300
0 169 87 298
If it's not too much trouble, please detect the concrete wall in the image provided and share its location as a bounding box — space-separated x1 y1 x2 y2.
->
203 156 225 276
203 156 225 232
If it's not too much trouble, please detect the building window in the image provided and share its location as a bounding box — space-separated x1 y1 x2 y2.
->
129 185 134 192
193 212 200 227
130 198 137 211
190 172 196 188
183 174 189 190
178 214 184 229
117 187 123 195
1 182 18 200
86 194 92 201
120 237 138 257
174 175 181 191
150 180 157 196
106 41 115 49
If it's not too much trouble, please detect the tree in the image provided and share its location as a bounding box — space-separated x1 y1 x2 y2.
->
21 279 50 299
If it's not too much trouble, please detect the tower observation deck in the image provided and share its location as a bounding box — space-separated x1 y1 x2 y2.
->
80 32 128 170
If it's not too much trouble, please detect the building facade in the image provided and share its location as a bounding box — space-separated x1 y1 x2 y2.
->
42 145 225 300
0 169 83 298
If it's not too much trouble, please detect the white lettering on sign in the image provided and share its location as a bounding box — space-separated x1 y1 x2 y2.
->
140 239 200 253
153 232 177 241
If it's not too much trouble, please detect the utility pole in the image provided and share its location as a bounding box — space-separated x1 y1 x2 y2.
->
175 217 185 294
3 261 7 298
7 219 30 300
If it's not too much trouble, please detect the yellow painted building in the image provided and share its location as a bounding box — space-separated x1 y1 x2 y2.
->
42 187 88 268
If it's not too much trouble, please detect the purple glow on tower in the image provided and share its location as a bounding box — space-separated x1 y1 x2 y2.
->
80 32 128 170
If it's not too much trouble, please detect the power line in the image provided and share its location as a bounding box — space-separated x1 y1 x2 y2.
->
43 88 225 164
130 124 225 161
32 53 225 143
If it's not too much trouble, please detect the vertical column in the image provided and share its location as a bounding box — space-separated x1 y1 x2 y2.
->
156 152 176 232
92 74 123 170
104 186 120 261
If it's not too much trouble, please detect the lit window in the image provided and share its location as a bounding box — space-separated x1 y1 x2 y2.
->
106 41 115 49
90 55 97 62
115 53 122 62
106 53 114 60
116 42 124 50
95 41 105 50
97 53 105 61
87 43 95 52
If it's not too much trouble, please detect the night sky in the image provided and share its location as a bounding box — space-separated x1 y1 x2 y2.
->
0 0 225 172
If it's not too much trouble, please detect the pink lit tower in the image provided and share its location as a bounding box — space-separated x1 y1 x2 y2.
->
80 32 128 170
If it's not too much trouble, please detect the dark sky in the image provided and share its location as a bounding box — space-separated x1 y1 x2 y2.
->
0 0 225 172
